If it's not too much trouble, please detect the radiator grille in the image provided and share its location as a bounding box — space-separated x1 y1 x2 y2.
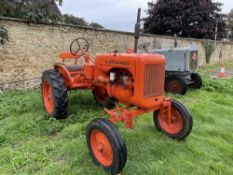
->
144 64 165 98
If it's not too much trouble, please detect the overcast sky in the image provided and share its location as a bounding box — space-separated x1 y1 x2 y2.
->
59 0 233 32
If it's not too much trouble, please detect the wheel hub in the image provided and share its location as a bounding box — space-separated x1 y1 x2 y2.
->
90 129 113 167
158 107 184 134
97 142 104 152
167 79 182 93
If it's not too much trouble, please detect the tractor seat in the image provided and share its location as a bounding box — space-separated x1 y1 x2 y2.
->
64 65 82 72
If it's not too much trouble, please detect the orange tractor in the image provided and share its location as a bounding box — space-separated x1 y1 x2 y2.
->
41 9 193 174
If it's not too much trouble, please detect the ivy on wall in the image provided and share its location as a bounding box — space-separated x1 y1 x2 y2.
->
0 25 8 45
203 40 215 64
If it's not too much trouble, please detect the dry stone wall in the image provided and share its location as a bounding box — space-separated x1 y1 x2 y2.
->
0 17 233 90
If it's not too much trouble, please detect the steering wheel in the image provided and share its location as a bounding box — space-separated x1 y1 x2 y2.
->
138 42 151 50
70 38 90 56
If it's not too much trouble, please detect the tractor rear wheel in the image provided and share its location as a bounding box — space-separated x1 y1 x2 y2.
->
41 69 68 119
153 100 193 140
190 73 202 89
165 76 187 95
86 118 127 174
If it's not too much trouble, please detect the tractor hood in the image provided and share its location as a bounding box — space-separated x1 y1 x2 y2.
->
149 47 198 73
95 53 165 68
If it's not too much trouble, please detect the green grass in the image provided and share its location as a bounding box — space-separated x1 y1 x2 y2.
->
0 75 233 175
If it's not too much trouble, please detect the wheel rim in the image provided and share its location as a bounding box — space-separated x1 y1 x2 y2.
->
90 129 113 167
167 79 182 93
42 80 54 114
158 107 184 134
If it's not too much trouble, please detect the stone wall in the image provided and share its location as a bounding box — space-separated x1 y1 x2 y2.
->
0 17 233 90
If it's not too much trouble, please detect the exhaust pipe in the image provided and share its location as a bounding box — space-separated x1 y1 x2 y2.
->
134 8 141 53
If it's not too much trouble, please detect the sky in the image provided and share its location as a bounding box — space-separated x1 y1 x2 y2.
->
59 0 233 32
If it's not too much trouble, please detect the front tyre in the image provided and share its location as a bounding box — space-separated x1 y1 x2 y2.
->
153 100 193 140
41 69 68 119
86 118 127 174
190 73 202 89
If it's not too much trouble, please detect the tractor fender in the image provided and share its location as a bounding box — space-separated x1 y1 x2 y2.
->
54 64 73 89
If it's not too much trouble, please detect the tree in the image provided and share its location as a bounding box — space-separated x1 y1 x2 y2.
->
227 9 233 40
63 14 88 26
62 14 104 29
89 22 104 29
143 0 227 40
0 0 28 18
0 0 105 28
0 0 63 23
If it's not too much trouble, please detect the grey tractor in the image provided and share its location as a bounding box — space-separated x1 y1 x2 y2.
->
138 43 202 95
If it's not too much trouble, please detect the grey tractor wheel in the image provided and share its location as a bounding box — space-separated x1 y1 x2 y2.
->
165 76 187 95
190 73 202 89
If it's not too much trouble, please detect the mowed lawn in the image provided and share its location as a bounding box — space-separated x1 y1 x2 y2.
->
0 72 233 175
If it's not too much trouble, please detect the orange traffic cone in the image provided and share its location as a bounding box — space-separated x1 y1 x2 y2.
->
218 64 225 78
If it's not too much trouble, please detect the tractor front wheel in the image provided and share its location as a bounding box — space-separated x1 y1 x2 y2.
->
165 76 187 95
153 100 193 140
86 118 127 174
41 69 68 119
190 73 202 89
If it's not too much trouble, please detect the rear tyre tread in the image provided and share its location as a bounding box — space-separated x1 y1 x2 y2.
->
41 69 68 119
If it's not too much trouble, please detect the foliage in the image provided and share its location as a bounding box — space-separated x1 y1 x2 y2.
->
89 22 104 29
0 1 105 28
0 25 8 45
62 14 88 26
0 67 233 174
200 62 233 94
0 0 29 18
227 9 233 40
143 0 227 40
0 0 63 23
54 0 63 6
62 14 104 29
203 40 215 64
202 74 233 94
25 3 61 24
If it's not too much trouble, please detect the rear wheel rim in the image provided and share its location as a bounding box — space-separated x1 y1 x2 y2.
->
42 80 54 114
167 79 182 93
90 129 113 167
158 107 184 134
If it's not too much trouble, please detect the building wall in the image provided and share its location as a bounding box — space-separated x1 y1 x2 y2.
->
0 18 233 90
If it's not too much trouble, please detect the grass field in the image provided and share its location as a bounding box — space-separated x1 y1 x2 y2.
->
0 69 233 175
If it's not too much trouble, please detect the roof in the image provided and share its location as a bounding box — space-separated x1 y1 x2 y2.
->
29 0 62 16
150 47 198 53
